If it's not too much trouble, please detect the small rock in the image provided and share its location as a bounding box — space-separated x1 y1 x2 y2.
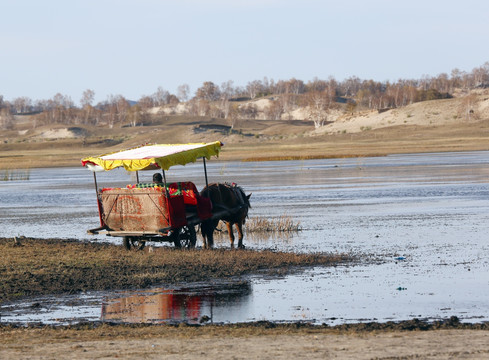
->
199 315 211 323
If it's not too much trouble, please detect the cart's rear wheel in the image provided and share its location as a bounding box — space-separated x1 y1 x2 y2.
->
123 236 146 251
173 226 197 249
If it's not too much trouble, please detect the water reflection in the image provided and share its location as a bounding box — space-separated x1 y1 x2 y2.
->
101 282 252 324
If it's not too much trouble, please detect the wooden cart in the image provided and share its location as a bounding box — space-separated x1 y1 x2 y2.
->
82 141 225 249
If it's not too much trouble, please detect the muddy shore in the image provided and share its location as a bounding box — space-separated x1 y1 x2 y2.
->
2 238 489 359
0 237 350 303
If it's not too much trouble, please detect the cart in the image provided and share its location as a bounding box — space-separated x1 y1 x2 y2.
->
82 141 224 249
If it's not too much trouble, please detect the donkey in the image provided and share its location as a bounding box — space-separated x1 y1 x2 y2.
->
200 183 251 249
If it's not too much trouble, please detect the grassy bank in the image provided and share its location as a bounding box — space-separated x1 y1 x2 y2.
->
2 117 489 170
0 237 350 303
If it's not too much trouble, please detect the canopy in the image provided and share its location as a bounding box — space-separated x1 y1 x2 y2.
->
81 141 222 172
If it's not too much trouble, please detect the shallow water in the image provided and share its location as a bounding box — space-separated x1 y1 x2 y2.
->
1 151 489 325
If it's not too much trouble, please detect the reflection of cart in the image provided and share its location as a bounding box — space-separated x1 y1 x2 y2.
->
82 141 222 249
101 281 252 323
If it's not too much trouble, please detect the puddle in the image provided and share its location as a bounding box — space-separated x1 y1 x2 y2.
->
101 281 252 324
2 151 489 325
1 281 252 325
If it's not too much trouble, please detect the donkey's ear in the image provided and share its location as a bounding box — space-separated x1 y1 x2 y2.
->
246 193 252 200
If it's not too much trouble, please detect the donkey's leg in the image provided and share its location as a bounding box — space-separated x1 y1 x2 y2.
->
200 223 207 248
201 221 214 249
236 222 245 249
207 231 214 249
226 222 235 248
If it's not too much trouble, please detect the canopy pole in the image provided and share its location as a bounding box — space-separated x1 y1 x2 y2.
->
203 157 209 189
136 171 140 184
93 172 104 227
93 172 98 194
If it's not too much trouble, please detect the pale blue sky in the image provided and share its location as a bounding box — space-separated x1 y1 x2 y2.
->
1 0 488 105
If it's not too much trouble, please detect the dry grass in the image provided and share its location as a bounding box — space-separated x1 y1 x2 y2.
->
245 214 301 232
215 214 301 233
0 237 350 303
0 168 30 181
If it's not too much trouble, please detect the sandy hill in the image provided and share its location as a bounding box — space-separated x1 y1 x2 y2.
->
316 89 489 135
147 89 489 135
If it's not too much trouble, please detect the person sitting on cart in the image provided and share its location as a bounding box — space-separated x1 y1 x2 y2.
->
153 173 163 184
135 173 164 188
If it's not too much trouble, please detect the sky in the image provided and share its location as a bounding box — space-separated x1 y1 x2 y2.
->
1 0 489 105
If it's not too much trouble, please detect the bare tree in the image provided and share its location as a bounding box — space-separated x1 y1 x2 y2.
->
472 62 489 87
460 93 478 121
264 100 283 120
128 104 142 127
116 95 130 126
220 80 235 99
12 97 33 114
167 94 179 106
217 80 235 119
303 90 334 128
286 78 305 95
280 93 297 116
48 93 74 123
104 95 123 128
80 89 95 108
80 89 95 124
450 68 463 89
306 77 328 93
0 107 14 130
138 95 155 110
177 84 190 102
188 98 210 116
460 72 474 90
153 86 169 106
345 99 357 115
340 76 361 97
195 81 220 101
246 80 263 99
228 103 239 130
261 76 273 95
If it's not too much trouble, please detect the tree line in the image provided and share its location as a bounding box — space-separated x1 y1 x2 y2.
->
1 62 488 130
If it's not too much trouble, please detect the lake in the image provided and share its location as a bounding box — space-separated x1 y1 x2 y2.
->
1 151 489 325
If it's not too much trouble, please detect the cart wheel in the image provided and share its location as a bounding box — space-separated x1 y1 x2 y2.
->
173 226 197 249
123 236 146 251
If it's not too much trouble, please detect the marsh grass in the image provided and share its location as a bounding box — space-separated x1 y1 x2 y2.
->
245 214 301 232
0 168 30 181
212 214 301 241
0 237 350 303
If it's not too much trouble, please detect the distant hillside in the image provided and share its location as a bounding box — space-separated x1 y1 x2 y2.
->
2 89 489 142
1 88 489 169
316 88 489 134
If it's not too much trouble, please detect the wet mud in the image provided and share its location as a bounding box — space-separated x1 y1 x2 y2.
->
0 237 348 303
2 315 488 332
